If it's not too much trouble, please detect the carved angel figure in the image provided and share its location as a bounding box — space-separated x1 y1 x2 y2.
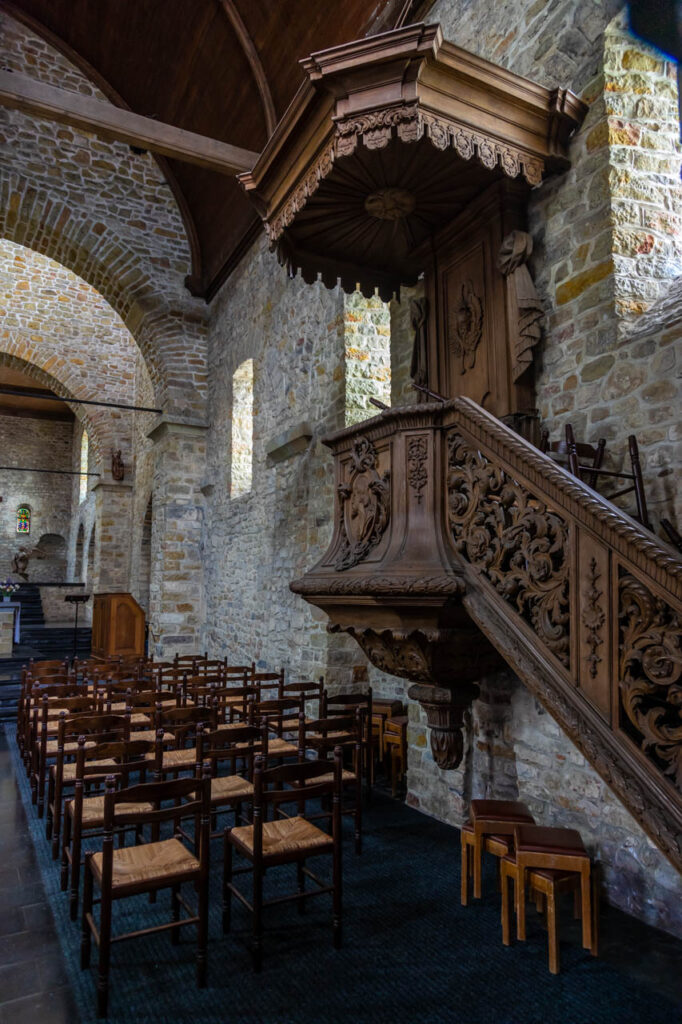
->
497 230 544 381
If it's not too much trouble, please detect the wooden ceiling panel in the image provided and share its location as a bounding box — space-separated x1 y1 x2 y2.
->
5 0 411 298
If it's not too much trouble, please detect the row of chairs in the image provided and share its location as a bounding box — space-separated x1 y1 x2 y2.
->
17 654 376 1018
461 799 599 974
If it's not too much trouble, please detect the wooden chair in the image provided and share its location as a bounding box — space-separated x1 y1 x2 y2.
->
323 690 374 795
195 722 267 836
298 711 363 853
154 705 216 776
30 686 95 812
460 799 535 905
541 424 650 528
540 424 606 489
81 772 211 1018
62 735 156 920
500 824 597 974
278 677 324 725
223 750 343 971
248 697 302 757
47 711 131 853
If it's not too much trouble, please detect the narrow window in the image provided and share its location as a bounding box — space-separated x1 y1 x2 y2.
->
344 290 391 426
231 359 253 498
16 506 31 534
79 431 89 503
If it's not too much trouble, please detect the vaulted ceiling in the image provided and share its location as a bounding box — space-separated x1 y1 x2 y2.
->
4 0 433 300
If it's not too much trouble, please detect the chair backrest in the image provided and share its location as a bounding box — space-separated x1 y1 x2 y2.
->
280 677 324 706
540 424 606 489
57 711 131 744
299 711 362 761
197 722 267 778
251 750 344 828
157 704 215 743
249 696 303 737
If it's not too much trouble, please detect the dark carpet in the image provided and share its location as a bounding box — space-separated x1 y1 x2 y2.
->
5 726 681 1024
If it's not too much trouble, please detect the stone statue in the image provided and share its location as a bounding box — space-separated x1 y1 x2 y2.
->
11 545 44 581
111 449 125 481
409 297 429 399
497 230 544 381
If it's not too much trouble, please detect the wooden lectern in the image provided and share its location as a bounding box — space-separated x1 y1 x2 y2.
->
91 592 145 660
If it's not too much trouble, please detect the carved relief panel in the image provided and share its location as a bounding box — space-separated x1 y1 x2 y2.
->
424 180 537 424
328 435 392 571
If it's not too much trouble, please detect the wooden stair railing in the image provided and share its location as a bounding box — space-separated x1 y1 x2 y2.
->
291 397 682 875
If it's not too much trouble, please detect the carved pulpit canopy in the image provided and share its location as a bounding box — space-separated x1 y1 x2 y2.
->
240 23 586 299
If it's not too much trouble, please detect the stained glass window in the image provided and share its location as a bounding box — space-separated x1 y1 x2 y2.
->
16 506 30 534
79 431 89 503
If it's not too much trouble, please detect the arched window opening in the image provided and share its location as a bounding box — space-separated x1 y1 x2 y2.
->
16 505 31 535
79 431 89 503
344 290 391 426
231 359 254 498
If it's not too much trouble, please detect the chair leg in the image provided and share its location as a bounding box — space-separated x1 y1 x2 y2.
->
70 820 83 921
460 834 469 907
501 864 511 946
61 807 71 891
46 772 54 841
97 881 112 1019
297 860 306 915
81 855 93 969
252 865 263 972
547 889 560 975
222 835 232 934
197 873 209 989
591 865 600 958
516 866 527 941
333 845 342 951
580 865 592 951
171 884 181 945
473 835 482 899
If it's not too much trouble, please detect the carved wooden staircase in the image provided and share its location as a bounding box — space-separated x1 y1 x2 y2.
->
291 397 682 875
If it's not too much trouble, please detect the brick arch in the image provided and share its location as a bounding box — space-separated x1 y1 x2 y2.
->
0 174 177 406
0 349 108 463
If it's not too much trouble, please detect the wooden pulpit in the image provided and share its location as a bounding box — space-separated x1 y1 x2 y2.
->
91 592 145 660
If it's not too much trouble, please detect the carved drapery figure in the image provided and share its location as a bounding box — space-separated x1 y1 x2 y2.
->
111 449 125 481
409 297 429 398
449 280 483 374
334 437 390 571
497 230 544 381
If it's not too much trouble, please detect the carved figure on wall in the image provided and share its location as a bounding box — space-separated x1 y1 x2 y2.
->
10 545 45 581
111 449 125 481
409 297 429 399
449 280 483 374
335 437 390 571
497 230 544 381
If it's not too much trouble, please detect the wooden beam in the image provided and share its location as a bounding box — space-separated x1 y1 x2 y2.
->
0 70 259 176
219 0 277 136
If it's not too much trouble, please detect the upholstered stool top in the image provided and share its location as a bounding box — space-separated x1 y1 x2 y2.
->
514 825 588 858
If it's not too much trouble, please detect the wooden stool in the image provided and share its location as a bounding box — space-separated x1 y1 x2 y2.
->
500 824 597 974
461 824 513 905
461 799 535 904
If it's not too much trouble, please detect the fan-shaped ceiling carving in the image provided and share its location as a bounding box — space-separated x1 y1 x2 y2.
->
3 0 424 299
241 23 587 299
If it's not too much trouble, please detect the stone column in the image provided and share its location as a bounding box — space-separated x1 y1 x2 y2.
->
91 482 134 592
147 419 207 657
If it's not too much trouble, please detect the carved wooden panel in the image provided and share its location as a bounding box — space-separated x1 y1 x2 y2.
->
446 431 570 669
330 435 392 571
618 568 682 794
441 237 495 410
576 533 611 721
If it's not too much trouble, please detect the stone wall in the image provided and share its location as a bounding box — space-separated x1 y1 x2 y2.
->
0 412 73 581
0 9 208 418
